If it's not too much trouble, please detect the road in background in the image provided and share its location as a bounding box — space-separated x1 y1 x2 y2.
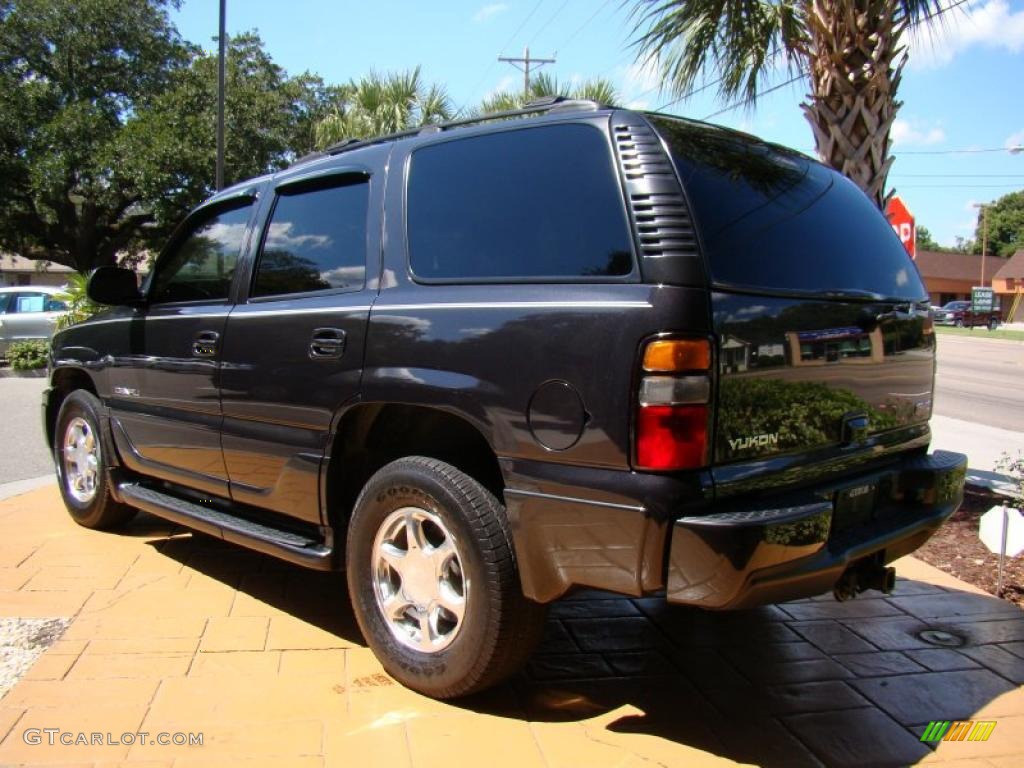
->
0 377 51 484
934 335 1024 432
0 334 1019 487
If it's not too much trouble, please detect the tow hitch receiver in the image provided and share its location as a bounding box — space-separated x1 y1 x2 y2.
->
834 558 896 601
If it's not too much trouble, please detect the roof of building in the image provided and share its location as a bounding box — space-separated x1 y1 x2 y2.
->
993 250 1024 280
0 252 73 273
914 249 1007 283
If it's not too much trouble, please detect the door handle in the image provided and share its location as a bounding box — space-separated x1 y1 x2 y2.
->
192 330 220 358
309 327 346 359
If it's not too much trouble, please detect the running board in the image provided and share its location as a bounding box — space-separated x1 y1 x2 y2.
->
118 482 334 570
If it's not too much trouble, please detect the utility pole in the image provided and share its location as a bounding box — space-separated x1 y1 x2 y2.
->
216 0 226 191
973 202 989 287
498 47 556 97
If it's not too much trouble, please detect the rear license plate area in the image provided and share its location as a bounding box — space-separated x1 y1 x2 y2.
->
832 482 878 537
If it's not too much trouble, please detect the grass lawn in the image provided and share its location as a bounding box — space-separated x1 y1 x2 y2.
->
934 325 1024 342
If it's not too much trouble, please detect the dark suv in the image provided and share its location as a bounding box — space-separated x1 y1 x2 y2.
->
44 99 966 699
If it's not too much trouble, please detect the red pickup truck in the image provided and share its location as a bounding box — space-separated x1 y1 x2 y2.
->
932 300 1001 329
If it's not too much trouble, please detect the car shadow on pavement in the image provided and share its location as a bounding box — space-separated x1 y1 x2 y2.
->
144 518 1024 768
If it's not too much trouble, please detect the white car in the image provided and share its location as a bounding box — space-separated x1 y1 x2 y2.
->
0 285 68 357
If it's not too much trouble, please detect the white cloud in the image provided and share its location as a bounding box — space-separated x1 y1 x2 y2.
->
484 74 517 100
473 3 508 24
1005 129 1024 150
891 119 946 147
910 0 1024 68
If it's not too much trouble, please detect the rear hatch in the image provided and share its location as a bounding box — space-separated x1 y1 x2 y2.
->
648 116 934 492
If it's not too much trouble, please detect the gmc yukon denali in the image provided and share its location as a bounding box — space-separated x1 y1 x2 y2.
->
43 99 967 699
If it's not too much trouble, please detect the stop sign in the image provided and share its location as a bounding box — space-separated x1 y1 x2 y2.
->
886 196 916 259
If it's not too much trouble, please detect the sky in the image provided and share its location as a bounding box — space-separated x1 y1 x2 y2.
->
170 0 1024 248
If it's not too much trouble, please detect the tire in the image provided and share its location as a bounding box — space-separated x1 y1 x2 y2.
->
53 390 136 530
954 318 964 328
989 317 999 331
346 456 546 699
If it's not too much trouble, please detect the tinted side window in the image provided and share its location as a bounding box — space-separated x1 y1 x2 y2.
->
408 124 633 280
649 116 928 301
150 202 253 304
253 178 368 297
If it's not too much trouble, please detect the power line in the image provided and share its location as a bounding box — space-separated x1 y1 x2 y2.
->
462 0 547 110
701 74 804 120
559 0 614 52
529 0 571 49
890 173 1024 178
895 184 1024 189
896 147 1024 155
658 0 971 118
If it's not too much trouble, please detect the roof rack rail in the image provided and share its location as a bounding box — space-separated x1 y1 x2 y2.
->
289 97 607 168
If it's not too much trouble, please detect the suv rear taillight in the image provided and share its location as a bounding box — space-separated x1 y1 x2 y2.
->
635 339 711 471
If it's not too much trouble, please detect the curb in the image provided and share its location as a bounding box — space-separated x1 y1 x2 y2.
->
0 368 46 379
0 475 55 502
965 468 1019 500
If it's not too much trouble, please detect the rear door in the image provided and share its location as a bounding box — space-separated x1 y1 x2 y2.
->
649 116 934 493
218 155 384 523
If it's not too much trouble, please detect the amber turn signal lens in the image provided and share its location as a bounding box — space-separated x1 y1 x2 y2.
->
642 339 711 372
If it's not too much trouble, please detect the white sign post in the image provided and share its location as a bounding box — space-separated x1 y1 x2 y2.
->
979 503 1024 595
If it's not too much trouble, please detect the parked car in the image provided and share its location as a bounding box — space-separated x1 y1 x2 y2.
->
932 300 1001 329
44 99 966 699
0 285 67 357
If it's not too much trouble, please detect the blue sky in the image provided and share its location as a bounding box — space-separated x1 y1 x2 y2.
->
171 0 1024 248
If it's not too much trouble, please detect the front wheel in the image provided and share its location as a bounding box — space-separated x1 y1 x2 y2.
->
989 317 1000 331
53 390 136 529
954 318 964 328
346 456 546 698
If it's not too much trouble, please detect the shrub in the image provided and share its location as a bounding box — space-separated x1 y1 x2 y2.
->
54 272 101 330
7 339 49 370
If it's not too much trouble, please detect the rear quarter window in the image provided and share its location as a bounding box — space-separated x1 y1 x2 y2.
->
406 123 634 281
649 116 927 301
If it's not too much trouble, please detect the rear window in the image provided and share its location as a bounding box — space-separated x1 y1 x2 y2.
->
407 123 634 281
649 116 927 300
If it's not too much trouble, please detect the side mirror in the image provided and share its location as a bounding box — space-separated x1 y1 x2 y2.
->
87 267 142 306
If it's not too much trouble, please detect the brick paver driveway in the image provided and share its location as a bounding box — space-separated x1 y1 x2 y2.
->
0 485 1022 767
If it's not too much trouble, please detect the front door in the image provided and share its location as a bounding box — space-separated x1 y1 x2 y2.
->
219 163 382 523
108 197 256 497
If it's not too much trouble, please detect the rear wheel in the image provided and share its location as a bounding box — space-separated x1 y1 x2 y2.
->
54 390 136 529
988 317 999 331
346 456 546 698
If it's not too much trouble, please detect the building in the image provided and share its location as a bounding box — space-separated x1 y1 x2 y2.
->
914 249 1011 315
0 253 73 288
991 250 1024 322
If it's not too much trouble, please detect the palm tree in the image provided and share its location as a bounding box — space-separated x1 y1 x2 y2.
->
314 68 455 148
631 0 946 208
475 72 620 115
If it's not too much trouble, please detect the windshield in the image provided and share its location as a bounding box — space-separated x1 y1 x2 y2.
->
648 116 928 301
942 302 969 310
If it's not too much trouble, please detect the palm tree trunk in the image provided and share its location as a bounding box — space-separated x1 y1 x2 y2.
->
801 0 905 208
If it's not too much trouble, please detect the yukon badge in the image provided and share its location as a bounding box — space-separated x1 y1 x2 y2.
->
729 433 780 451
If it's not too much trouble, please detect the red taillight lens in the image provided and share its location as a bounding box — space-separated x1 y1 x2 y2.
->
635 404 708 470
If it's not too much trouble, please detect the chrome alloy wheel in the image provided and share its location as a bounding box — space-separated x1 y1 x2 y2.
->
62 416 99 504
371 506 468 653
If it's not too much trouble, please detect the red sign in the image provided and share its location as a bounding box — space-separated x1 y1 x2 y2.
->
886 195 916 259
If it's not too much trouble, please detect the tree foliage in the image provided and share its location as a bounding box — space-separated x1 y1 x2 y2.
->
475 72 620 115
630 0 946 208
916 225 940 251
0 0 191 271
972 191 1024 257
0 1 333 271
313 68 455 149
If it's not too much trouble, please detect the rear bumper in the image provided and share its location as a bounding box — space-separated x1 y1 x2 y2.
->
666 449 967 608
